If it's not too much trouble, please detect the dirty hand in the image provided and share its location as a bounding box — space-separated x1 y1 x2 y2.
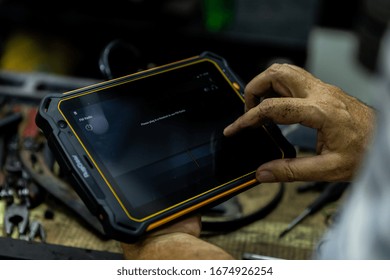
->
121 215 233 259
224 64 376 182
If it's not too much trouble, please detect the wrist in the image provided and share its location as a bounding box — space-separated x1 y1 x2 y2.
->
122 231 234 260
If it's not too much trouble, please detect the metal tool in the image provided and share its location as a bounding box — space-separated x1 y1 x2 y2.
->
28 220 46 242
279 182 349 238
4 203 29 237
0 108 47 241
19 148 106 237
0 180 14 205
242 252 283 260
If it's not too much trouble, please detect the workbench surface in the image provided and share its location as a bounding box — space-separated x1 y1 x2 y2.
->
0 180 339 260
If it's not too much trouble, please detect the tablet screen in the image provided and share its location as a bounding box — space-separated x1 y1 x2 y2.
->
59 60 285 219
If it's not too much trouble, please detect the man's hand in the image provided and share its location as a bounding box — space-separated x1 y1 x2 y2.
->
122 64 376 260
121 215 234 260
224 64 376 182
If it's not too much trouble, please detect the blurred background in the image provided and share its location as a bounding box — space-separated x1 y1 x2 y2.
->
0 0 389 260
0 0 388 106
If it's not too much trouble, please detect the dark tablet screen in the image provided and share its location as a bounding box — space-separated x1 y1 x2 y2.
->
59 60 286 219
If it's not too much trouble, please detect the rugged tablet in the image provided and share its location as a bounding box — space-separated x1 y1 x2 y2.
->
36 52 296 242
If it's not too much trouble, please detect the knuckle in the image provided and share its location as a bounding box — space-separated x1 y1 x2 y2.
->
267 63 290 76
259 97 275 109
271 159 296 182
267 63 282 76
282 159 296 182
257 98 278 120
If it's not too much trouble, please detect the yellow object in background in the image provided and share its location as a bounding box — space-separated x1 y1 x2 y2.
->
0 31 78 75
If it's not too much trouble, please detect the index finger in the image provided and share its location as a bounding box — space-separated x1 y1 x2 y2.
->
224 97 321 136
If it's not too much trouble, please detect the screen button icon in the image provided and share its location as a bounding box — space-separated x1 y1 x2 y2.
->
85 124 93 131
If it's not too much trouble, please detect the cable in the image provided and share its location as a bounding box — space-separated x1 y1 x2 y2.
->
201 183 285 233
98 39 143 80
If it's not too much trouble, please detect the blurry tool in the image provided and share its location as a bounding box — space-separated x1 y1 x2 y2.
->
279 182 349 238
27 220 46 242
4 203 29 237
242 252 283 260
0 70 99 103
0 31 77 75
0 112 23 194
19 147 106 237
99 40 144 80
0 112 23 133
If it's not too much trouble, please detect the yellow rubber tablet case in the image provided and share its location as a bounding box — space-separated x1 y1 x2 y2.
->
36 52 296 242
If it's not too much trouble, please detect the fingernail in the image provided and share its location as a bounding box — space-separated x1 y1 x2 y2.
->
257 170 276 182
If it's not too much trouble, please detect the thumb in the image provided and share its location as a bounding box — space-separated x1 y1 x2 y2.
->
256 155 342 183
